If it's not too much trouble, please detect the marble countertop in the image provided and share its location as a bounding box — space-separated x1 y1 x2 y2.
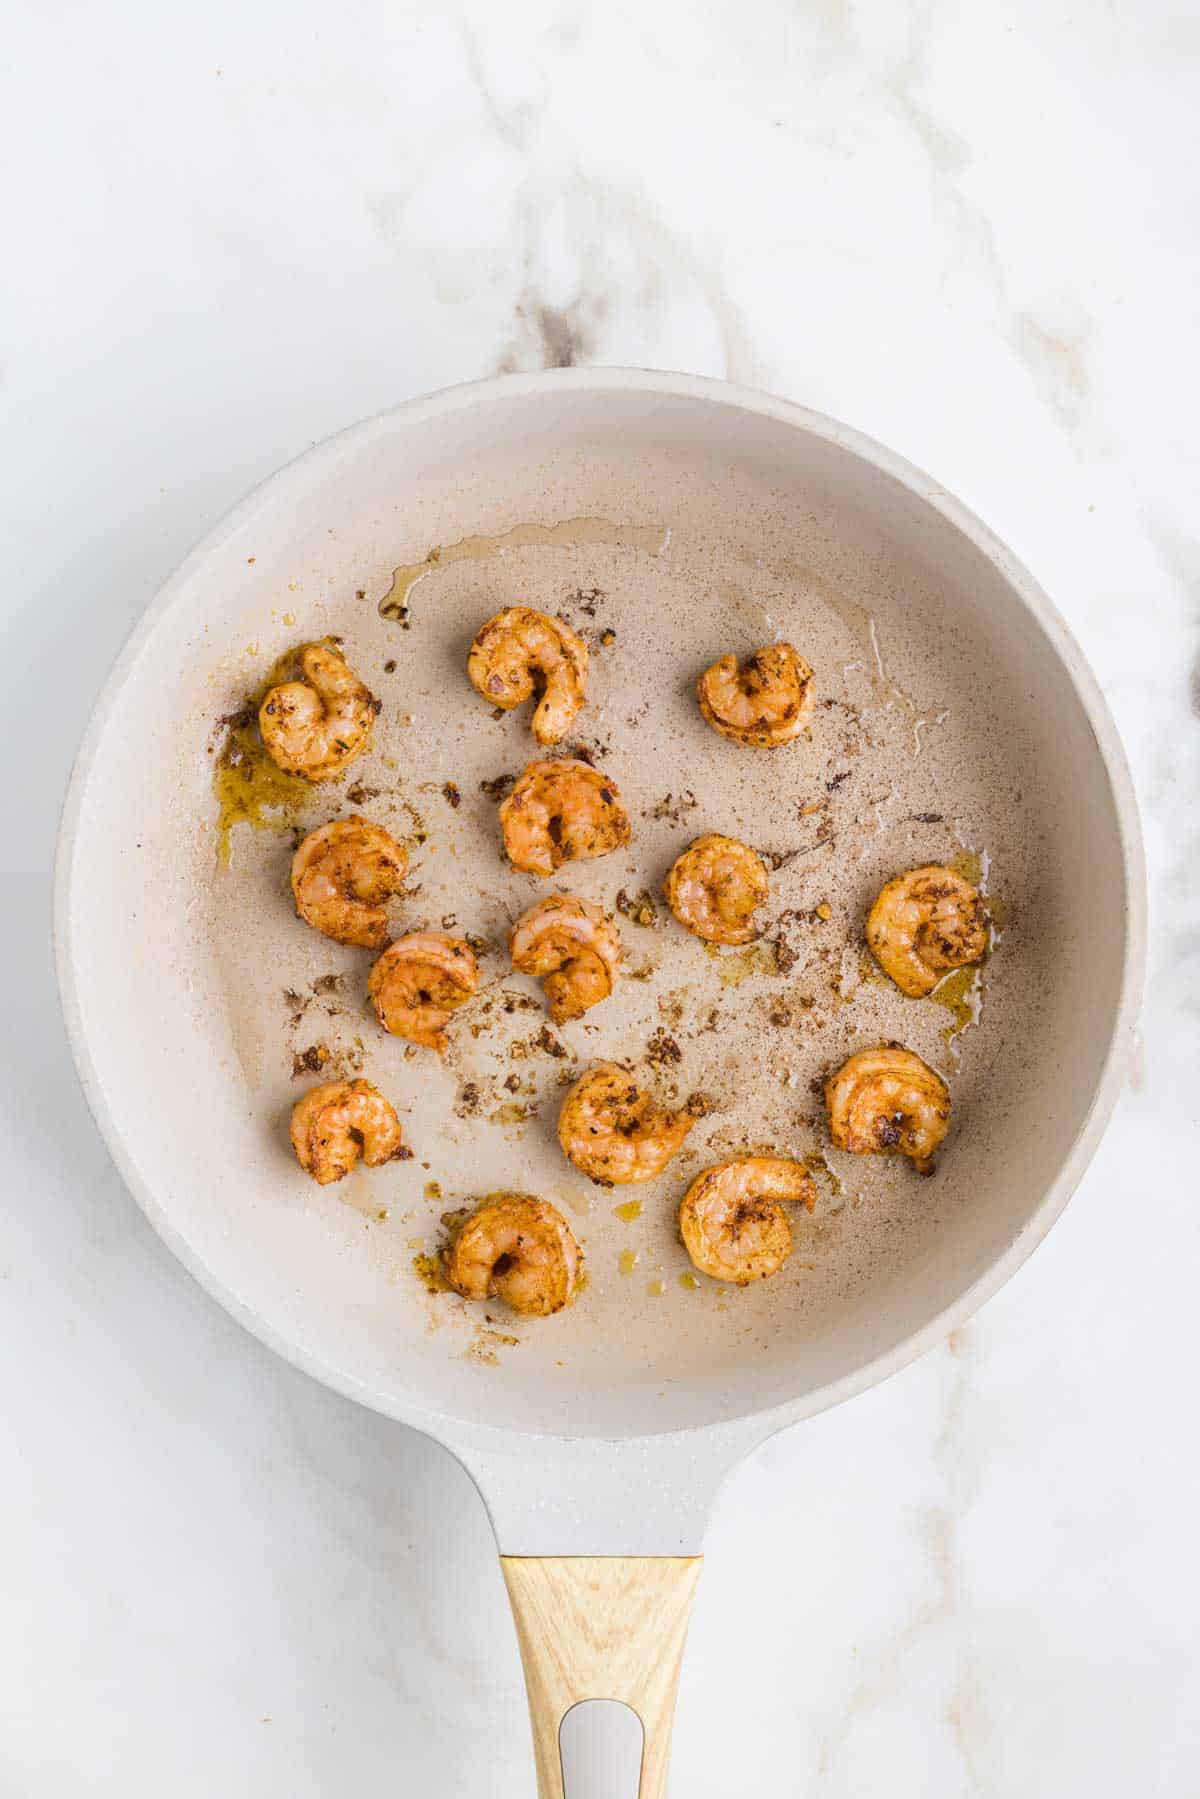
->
5 2 1198 1792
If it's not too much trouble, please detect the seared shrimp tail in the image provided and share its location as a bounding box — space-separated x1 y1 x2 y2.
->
664 833 769 945
866 864 990 997
259 642 379 782
444 1194 583 1316
825 1045 950 1173
290 1080 404 1185
368 931 481 1052
679 1156 816 1284
291 817 408 948
557 1062 698 1184
509 894 621 1022
697 643 814 746
468 607 589 745
498 759 631 876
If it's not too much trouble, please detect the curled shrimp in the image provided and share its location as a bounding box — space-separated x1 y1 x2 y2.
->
368 931 480 1052
825 1045 950 1174
467 607 589 745
557 1062 700 1185
697 643 814 746
290 817 408 949
509 894 621 1023
678 1156 816 1284
289 1079 404 1185
664 833 769 945
866 864 990 998
258 643 380 781
498 759 631 877
443 1194 583 1316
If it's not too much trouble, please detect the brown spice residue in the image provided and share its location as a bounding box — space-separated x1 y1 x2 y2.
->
467 1328 521 1364
647 790 698 823
657 990 686 1026
455 1081 481 1117
616 887 659 927
480 771 516 801
501 990 542 1015
645 1028 682 1067
413 1251 452 1295
535 1025 569 1060
345 783 381 805
291 1043 330 1078
442 781 461 809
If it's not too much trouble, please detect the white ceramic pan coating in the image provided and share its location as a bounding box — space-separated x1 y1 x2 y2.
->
55 371 1145 1797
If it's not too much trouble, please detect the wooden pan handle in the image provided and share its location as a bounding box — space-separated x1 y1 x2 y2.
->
500 1556 702 1799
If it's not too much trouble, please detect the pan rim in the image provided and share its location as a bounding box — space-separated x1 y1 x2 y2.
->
53 367 1147 1452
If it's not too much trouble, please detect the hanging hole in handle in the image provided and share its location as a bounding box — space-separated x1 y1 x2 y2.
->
559 1698 645 1799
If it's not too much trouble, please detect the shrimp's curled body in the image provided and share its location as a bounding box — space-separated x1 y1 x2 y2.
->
368 931 480 1052
290 817 408 948
825 1045 950 1173
557 1062 700 1185
509 895 621 1023
258 643 379 781
290 1079 404 1185
467 607 589 745
866 864 990 998
444 1194 583 1316
664 833 769 945
697 643 814 746
679 1156 816 1284
499 759 631 877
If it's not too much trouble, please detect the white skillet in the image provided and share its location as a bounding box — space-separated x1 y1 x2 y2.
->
56 370 1145 1797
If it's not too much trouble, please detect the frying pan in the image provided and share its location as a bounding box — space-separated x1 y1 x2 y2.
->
55 369 1144 1797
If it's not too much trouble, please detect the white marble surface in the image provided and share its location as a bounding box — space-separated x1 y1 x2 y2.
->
4 1 1199 1792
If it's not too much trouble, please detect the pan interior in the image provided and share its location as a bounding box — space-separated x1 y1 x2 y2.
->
62 383 1130 1438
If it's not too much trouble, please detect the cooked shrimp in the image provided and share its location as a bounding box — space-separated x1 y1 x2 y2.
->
664 833 769 945
866 864 990 998
509 894 621 1023
444 1194 583 1316
289 1079 404 1185
697 643 814 746
557 1062 699 1185
825 1045 950 1174
258 642 379 781
368 931 480 1051
467 607 589 745
290 817 408 948
679 1156 816 1284
499 759 631 877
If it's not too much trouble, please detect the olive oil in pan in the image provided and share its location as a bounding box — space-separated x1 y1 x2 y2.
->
378 517 671 624
777 559 944 755
213 642 329 865
931 963 983 1058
